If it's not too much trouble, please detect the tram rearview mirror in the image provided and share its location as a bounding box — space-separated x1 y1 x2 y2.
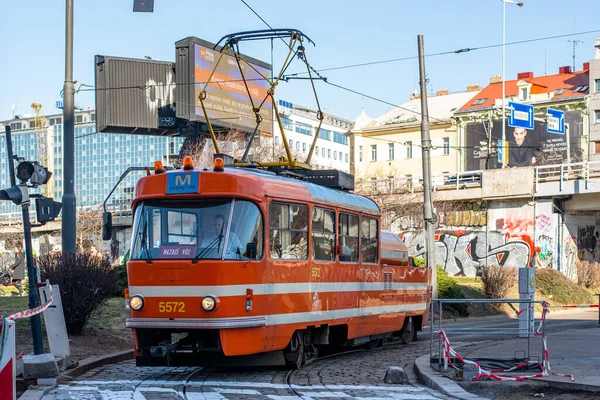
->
102 212 113 241
245 243 257 260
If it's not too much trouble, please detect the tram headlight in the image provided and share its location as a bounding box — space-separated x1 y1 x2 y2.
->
201 296 217 312
129 295 145 311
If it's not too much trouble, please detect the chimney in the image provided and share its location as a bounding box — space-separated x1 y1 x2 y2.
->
490 75 502 84
410 93 421 100
466 84 482 92
559 66 572 74
583 62 590 70
435 89 450 96
517 72 533 79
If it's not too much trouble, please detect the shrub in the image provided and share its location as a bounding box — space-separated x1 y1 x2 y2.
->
536 268 593 305
37 252 118 335
114 250 130 296
412 256 425 267
576 261 600 289
480 266 517 299
437 266 468 316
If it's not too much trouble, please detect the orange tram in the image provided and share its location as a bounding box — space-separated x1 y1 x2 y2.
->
118 159 432 368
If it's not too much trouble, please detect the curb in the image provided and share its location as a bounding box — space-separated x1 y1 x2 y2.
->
414 354 490 400
18 350 133 399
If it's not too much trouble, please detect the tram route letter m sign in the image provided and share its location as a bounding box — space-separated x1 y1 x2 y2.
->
167 172 199 194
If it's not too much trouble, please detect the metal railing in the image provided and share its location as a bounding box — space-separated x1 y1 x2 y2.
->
354 169 483 195
430 298 543 372
534 160 600 191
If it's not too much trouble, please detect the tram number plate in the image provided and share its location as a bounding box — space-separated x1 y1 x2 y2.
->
158 301 185 313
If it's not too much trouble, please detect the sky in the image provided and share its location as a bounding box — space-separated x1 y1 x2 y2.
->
1 0 599 123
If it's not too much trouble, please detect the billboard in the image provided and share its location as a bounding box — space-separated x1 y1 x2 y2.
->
95 55 183 135
175 37 273 136
465 110 583 170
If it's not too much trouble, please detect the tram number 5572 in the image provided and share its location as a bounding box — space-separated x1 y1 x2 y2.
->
158 302 186 313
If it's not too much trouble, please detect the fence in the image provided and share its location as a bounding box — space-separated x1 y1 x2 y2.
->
430 298 542 373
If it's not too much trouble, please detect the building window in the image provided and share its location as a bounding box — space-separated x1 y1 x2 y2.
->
327 149 331 158
274 136 279 144
10 122 22 130
75 115 83 123
520 87 528 100
315 146 319 155
289 139 293 148
280 116 292 130
30 121 37 129
334 151 337 160
595 142 600 154
388 143 394 160
322 148 325 157
359 145 363 162
302 142 307 152
296 142 300 151
443 137 450 155
371 145 377 161
345 153 348 162
295 122 312 135
333 132 347 145
595 110 600 124
319 129 331 141
91 114 96 122
406 141 413 159
595 79 600 93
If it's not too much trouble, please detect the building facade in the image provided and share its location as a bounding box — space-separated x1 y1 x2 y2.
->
273 100 352 172
0 110 184 222
589 38 600 161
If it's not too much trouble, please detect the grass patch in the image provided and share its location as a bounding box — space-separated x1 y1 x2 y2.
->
536 268 593 305
85 297 128 332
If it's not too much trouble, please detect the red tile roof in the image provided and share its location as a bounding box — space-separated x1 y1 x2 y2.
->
457 67 589 112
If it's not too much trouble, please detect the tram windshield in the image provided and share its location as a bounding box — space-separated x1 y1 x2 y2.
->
131 199 263 261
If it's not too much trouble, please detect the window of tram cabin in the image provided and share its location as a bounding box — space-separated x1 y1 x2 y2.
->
269 202 309 260
312 207 335 261
338 213 359 262
361 216 378 263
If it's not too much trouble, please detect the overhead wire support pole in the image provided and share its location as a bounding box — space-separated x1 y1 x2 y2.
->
418 34 437 299
62 0 76 253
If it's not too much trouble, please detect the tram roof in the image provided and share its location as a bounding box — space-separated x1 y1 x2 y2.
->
232 168 380 215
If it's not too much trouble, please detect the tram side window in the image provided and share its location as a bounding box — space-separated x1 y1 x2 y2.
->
338 213 359 262
269 202 308 260
361 216 378 264
312 207 335 261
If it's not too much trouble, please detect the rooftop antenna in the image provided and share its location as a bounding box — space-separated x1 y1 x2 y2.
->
568 40 582 71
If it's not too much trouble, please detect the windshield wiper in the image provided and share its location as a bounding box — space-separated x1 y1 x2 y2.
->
139 208 153 264
191 234 224 263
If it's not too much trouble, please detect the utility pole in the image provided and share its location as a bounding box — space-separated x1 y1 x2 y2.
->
62 0 76 253
417 35 437 298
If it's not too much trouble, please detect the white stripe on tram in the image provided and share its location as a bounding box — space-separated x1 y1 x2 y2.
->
128 282 429 298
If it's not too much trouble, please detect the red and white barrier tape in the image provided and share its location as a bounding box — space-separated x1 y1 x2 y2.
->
438 301 574 382
549 304 600 309
6 281 53 321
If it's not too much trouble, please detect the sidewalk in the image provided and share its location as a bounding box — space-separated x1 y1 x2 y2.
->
416 327 600 399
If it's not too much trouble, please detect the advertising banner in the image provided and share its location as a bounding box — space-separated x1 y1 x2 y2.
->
465 110 583 170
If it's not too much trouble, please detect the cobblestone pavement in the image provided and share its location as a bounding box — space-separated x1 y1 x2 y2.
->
40 339 450 399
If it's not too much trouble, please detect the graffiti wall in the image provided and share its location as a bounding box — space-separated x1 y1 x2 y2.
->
401 200 535 277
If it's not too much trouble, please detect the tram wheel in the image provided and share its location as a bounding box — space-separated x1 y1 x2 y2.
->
284 331 305 369
400 317 416 344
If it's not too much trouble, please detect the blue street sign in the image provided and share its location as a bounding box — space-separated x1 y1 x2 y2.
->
497 140 508 165
56 100 63 109
508 101 534 130
547 108 565 134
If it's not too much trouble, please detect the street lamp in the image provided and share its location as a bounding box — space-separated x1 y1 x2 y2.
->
501 0 524 167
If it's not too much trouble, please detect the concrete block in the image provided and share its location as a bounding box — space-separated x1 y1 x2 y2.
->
16 357 24 377
384 366 408 384
37 377 58 386
462 363 479 381
23 353 59 379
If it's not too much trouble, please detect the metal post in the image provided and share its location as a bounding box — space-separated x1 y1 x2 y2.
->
418 35 437 298
596 293 600 326
501 0 506 167
62 0 76 253
4 126 44 354
438 300 443 370
22 202 44 355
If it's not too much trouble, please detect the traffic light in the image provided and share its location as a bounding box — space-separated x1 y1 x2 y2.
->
16 161 52 186
35 197 62 223
0 186 28 205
